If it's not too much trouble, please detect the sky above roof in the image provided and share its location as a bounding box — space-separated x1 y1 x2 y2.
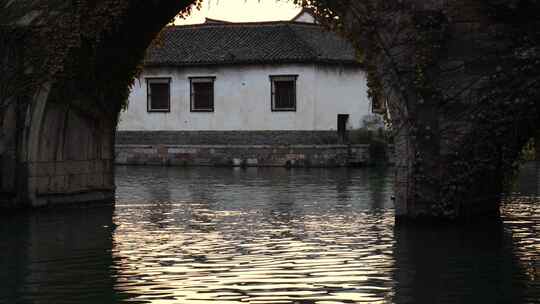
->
174 0 302 25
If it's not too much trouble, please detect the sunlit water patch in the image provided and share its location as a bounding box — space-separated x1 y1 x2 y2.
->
111 167 395 304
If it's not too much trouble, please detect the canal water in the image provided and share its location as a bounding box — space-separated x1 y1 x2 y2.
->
1 163 538 304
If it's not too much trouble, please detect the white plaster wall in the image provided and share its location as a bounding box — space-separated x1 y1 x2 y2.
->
117 64 369 131
313 65 370 130
293 12 317 24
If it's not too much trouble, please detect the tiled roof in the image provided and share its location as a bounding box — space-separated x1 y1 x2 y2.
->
144 22 360 67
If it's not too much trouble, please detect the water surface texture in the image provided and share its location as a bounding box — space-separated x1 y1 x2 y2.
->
1 164 538 304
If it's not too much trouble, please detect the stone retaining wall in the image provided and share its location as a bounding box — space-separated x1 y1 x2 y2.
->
28 160 114 195
116 131 341 146
115 144 371 168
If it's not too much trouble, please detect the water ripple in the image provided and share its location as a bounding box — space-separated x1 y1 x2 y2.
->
0 165 538 304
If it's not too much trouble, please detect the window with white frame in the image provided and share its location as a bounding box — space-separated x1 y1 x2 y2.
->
270 75 297 111
146 78 171 112
190 77 215 112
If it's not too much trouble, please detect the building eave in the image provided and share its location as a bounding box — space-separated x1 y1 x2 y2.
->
144 59 364 69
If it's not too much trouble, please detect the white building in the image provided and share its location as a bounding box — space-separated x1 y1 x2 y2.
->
117 11 371 146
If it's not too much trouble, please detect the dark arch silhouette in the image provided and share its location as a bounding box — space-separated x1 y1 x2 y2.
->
0 0 197 207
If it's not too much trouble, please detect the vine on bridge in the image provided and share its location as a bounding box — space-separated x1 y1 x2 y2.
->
294 0 540 217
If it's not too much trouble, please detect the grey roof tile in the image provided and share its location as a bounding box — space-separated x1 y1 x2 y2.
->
144 22 360 66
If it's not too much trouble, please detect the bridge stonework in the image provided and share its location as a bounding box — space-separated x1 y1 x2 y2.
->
536 132 540 161
1 0 538 221
335 0 540 220
0 0 195 207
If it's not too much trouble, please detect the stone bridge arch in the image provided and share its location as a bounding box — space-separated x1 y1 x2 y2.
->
0 0 538 221
1 0 197 206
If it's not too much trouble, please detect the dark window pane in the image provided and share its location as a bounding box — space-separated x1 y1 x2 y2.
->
150 83 169 110
274 80 295 109
193 82 213 111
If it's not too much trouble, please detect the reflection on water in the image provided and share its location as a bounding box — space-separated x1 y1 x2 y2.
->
0 206 116 304
0 164 538 304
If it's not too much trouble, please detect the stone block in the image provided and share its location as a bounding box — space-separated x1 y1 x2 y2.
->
49 175 68 193
73 174 88 192
169 148 197 154
35 176 50 194
132 147 157 154
28 162 54 177
157 145 168 157
87 173 103 188
101 131 114 160
92 160 104 174
55 161 89 176
246 158 258 166
145 156 164 165
286 153 305 160
173 153 194 160
169 159 189 166
103 160 113 173
114 150 128 164
103 173 114 188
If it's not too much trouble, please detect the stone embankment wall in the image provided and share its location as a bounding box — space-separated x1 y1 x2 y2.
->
115 144 371 167
116 131 341 145
115 131 379 167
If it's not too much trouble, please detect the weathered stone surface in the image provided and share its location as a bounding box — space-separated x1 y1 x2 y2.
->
0 0 194 208
115 144 373 168
536 132 540 161
116 131 341 146
334 0 540 220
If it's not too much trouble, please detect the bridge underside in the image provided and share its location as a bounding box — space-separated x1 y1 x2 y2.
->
0 87 116 207
1 0 538 221
0 0 194 208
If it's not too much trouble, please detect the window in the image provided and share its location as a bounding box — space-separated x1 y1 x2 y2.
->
190 77 215 112
271 75 297 111
147 78 171 112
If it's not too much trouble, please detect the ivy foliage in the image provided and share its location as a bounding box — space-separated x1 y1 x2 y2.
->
0 0 201 118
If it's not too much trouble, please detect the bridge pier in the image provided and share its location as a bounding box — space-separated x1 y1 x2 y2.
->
349 1 540 221
1 0 191 208
391 103 505 221
24 95 116 207
1 83 116 208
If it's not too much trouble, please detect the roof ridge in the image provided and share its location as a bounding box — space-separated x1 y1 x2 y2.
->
167 20 324 30
204 17 232 24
